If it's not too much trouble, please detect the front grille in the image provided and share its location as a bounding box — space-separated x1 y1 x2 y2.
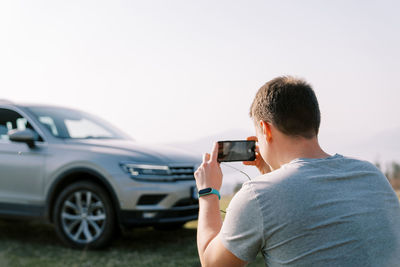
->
169 166 195 181
161 207 199 219
173 198 198 207
137 194 166 205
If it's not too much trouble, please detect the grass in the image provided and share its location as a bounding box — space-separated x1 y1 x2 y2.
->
0 219 200 267
0 192 399 267
0 195 264 267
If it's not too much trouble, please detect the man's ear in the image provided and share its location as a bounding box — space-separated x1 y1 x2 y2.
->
259 120 272 143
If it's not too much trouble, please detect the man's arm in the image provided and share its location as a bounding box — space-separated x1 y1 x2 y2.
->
194 143 247 267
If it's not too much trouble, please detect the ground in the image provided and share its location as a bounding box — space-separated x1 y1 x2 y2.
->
0 196 264 267
0 192 398 266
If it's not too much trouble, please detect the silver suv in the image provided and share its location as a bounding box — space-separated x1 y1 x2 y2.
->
0 100 200 249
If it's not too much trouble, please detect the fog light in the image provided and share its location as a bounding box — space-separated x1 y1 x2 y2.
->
143 212 157 219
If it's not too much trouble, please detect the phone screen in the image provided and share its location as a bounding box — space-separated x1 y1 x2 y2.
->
217 140 256 162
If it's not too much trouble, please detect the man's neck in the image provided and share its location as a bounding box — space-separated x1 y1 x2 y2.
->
272 136 330 169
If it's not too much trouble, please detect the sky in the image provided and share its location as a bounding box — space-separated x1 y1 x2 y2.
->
1 0 399 148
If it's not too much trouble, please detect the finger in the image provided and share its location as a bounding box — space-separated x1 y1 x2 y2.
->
243 161 257 166
247 136 258 142
203 153 210 163
210 142 219 163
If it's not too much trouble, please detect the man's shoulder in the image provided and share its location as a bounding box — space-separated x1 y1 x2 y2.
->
325 154 384 177
242 154 386 196
225 182 262 227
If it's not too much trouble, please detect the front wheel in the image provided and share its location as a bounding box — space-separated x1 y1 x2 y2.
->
53 181 115 249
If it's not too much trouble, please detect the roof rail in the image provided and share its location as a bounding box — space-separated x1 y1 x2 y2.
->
0 99 14 104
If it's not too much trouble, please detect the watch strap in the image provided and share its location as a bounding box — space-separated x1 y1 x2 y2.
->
198 188 221 200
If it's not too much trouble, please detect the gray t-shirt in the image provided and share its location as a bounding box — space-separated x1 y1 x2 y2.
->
219 154 400 266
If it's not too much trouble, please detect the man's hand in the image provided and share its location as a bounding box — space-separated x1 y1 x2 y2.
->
194 142 223 191
194 143 246 267
243 136 271 175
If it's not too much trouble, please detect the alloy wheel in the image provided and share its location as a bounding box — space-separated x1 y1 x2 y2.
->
60 190 106 244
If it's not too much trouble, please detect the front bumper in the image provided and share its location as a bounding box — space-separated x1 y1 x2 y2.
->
120 203 198 227
113 173 199 227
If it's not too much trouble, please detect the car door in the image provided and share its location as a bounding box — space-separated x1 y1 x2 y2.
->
0 108 46 214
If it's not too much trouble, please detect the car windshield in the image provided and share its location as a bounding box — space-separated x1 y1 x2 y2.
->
26 106 131 140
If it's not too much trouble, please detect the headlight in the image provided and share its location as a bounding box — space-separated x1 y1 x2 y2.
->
120 163 170 177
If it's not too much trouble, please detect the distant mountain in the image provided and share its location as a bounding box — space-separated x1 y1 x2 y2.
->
169 128 253 157
168 127 400 195
168 128 257 195
320 126 400 167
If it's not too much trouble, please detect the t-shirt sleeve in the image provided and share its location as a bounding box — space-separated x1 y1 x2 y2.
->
218 183 264 262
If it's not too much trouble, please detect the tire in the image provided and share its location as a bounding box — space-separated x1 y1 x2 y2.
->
154 222 185 231
53 181 115 249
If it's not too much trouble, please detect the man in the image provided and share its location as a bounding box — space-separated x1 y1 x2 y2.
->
194 76 400 266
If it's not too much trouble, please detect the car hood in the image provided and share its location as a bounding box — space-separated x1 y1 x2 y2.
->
65 139 201 166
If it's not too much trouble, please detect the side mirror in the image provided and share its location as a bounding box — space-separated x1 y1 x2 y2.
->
8 129 39 148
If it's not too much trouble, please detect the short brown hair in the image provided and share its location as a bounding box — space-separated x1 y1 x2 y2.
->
250 76 320 139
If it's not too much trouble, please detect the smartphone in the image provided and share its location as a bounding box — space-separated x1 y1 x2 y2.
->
217 140 256 162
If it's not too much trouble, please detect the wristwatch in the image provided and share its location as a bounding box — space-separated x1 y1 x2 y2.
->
198 187 221 200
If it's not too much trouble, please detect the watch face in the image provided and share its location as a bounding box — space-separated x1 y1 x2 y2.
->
198 188 212 194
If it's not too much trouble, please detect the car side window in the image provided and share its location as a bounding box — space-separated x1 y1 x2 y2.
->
0 108 42 142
